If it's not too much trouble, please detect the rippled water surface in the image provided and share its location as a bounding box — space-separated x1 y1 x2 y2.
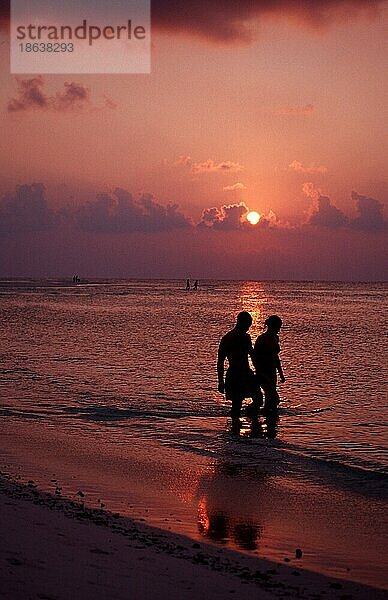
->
0 279 387 587
1 278 387 470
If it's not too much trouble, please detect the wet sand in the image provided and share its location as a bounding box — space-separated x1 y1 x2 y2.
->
1 474 387 600
1 417 388 591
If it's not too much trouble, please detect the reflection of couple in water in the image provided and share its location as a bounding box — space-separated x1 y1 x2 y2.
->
217 311 285 423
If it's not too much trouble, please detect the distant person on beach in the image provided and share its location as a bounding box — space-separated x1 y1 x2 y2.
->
193 280 199 290
253 315 285 413
186 279 190 290
217 311 261 420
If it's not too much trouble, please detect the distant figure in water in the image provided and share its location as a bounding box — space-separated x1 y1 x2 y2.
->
186 279 190 290
193 280 199 290
217 311 262 420
253 315 285 413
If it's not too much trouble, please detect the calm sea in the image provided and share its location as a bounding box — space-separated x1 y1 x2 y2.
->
0 279 387 586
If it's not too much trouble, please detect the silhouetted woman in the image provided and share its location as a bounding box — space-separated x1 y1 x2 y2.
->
253 315 285 412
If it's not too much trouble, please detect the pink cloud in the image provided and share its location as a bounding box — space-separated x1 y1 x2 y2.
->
166 156 244 175
303 182 321 201
191 159 244 174
223 183 247 192
289 160 328 174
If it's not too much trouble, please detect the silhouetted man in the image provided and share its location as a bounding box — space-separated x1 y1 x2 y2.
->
217 311 261 420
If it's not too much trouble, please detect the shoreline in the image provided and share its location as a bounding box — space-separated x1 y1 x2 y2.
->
1 416 388 591
1 473 387 600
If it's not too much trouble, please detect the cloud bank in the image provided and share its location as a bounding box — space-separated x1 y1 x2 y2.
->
0 183 386 237
1 182 385 280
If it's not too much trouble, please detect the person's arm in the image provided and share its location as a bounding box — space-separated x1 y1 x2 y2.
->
217 338 226 393
249 335 258 370
247 334 254 359
276 356 285 383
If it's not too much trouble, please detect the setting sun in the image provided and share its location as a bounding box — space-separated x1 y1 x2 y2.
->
246 211 261 225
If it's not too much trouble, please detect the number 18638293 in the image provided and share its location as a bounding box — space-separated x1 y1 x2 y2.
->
19 42 74 52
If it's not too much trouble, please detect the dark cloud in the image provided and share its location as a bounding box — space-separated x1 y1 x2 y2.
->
1 1 382 42
257 210 289 229
351 191 387 231
0 0 9 33
55 82 90 110
76 188 192 233
305 186 387 231
8 77 48 112
308 194 348 228
0 183 56 234
153 0 384 43
8 77 90 112
198 203 287 230
198 202 249 230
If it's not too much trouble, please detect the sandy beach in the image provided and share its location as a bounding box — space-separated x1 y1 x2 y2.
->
1 473 387 600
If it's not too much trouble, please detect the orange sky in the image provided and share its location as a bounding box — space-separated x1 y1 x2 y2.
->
0 1 387 279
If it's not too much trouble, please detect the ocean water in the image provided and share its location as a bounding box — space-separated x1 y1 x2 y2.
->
0 279 387 587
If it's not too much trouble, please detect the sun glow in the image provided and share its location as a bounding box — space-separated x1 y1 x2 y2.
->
246 211 261 225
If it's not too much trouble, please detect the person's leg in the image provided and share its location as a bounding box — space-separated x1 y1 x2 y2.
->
245 371 263 418
262 380 279 413
245 388 263 418
231 394 243 418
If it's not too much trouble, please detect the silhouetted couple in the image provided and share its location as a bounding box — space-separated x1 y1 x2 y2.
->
217 311 285 420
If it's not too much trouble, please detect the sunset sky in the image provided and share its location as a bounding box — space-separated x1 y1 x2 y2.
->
0 0 387 280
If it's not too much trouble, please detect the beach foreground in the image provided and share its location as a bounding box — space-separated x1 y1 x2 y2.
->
1 475 386 600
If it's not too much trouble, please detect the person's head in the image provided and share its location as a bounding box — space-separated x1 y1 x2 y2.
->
236 311 252 332
264 315 282 333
